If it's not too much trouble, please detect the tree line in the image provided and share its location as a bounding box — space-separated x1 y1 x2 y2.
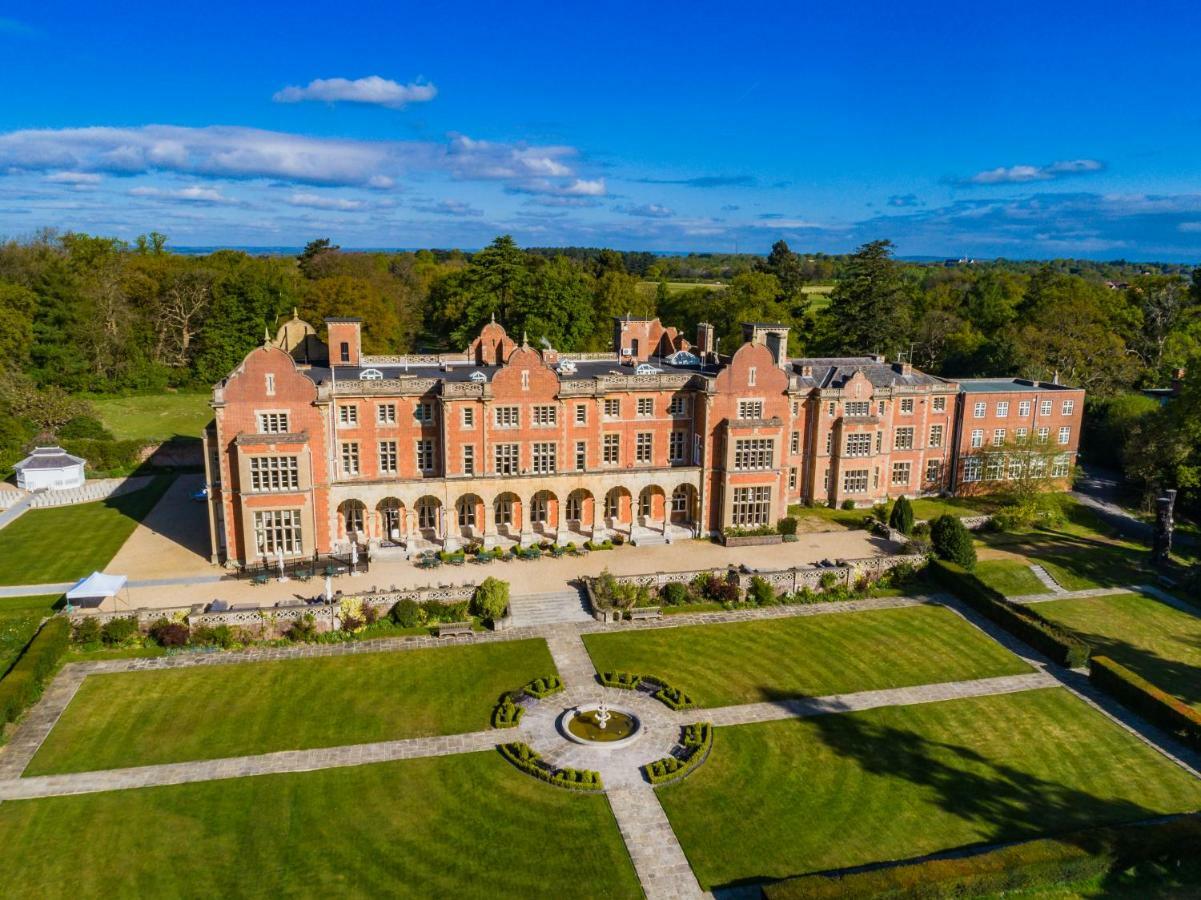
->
0 230 1198 511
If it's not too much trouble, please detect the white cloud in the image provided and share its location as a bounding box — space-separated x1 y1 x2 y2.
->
286 192 367 211
0 125 592 194
129 185 236 204
965 159 1104 185
273 75 437 109
615 203 674 218
44 171 101 185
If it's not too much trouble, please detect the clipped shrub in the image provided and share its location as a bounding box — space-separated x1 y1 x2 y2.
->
777 516 798 536
100 616 140 646
523 674 564 699
889 495 915 535
654 684 696 711
818 571 840 591
492 693 524 728
390 598 424 628
931 514 977 569
71 616 101 646
930 560 1088 667
1091 656 1201 749
840 499 856 510
644 722 713 784
472 577 510 624
599 671 642 690
660 582 690 606
148 619 189 647
497 742 603 791
421 599 469 624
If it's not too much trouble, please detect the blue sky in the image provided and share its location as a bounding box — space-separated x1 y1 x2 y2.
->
1 1 1200 258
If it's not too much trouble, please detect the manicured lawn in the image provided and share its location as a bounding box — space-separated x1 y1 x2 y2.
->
972 560 1046 597
789 496 991 532
977 499 1153 591
909 496 994 521
582 605 1030 708
0 750 641 899
0 595 60 675
0 476 173 586
27 638 557 775
658 688 1201 889
90 392 212 442
1035 593 1201 711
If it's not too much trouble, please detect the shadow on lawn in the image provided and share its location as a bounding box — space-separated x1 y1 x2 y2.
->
1070 627 1201 710
712 697 1166 896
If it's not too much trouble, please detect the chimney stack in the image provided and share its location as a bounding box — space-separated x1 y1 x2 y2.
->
696 322 716 359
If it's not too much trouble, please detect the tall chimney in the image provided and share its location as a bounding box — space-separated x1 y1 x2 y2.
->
696 322 716 358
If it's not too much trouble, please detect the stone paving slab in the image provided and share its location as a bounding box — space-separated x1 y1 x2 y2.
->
0 668 87 780
608 783 705 900
1010 586 1134 603
699 671 1059 728
0 729 501 801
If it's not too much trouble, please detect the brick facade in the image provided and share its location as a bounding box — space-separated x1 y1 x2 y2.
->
202 314 1085 565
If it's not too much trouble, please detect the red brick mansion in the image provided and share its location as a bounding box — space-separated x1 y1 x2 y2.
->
202 313 1084 565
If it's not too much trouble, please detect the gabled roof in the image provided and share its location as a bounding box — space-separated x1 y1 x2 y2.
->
14 446 86 471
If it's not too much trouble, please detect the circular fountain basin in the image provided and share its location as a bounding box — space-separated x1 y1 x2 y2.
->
560 705 643 748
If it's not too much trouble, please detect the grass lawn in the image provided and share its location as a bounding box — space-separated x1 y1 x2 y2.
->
0 595 60 675
658 688 1201 889
972 560 1047 597
582 605 1030 708
977 500 1152 592
1035 593 1201 711
0 750 641 900
0 476 173 586
789 496 991 533
89 392 212 442
27 638 557 775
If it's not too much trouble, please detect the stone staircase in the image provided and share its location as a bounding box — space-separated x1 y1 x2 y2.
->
508 588 595 627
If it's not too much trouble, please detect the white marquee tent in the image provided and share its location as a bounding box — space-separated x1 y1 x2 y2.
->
65 572 129 611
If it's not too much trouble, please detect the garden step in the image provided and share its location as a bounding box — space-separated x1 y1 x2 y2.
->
509 589 594 626
1028 564 1067 594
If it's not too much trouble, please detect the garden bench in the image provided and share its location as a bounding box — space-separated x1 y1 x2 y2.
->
629 607 662 622
251 573 270 586
436 622 474 638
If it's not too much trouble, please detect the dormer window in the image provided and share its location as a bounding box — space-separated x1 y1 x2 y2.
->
469 371 487 383
359 368 383 380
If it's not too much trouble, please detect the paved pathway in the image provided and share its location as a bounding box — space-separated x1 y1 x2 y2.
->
701 671 1058 727
0 730 500 801
608 784 705 900
0 667 87 780
0 490 38 532
1010 586 1131 603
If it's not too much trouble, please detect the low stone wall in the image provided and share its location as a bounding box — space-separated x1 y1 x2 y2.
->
585 553 926 618
30 475 156 509
67 582 477 638
719 533 783 548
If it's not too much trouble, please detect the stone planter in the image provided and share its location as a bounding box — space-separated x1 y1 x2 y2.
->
719 533 783 548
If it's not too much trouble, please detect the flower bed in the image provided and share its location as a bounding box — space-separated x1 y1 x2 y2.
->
498 741 604 791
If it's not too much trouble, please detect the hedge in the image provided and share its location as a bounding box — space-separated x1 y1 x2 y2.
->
1090 656 1201 750
497 742 604 791
644 722 713 785
599 671 696 710
764 815 1201 899
930 559 1090 667
523 674 564 699
0 616 70 725
491 694 524 729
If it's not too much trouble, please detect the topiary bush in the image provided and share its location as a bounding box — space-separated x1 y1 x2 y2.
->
660 582 691 606
777 516 798 536
390 598 424 628
472 577 510 624
889 495 915 535
841 499 857 510
931 514 977 569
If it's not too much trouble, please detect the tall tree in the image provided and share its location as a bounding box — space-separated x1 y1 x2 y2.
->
822 240 911 356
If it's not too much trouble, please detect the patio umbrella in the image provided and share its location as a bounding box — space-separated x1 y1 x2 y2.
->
324 575 333 603
277 545 287 581
350 541 359 574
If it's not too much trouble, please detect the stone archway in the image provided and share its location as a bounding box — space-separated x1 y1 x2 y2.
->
530 489 558 538
637 485 666 526
455 493 485 542
565 488 594 536
603 486 632 533
494 491 522 538
414 496 442 542
670 484 697 525
338 499 367 541
377 498 404 543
